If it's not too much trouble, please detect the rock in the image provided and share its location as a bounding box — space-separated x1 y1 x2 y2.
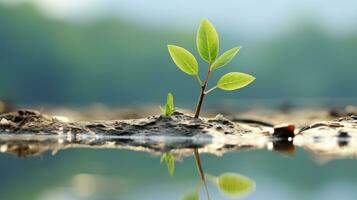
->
272 124 295 138
0 118 9 126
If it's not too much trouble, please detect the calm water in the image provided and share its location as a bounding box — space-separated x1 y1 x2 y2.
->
1 147 357 200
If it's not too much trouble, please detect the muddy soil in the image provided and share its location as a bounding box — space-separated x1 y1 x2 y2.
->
0 108 356 161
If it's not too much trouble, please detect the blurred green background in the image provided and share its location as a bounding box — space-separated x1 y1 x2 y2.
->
1 2 357 200
0 1 356 107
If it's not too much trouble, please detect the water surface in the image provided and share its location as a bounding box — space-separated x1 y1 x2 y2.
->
1 143 357 200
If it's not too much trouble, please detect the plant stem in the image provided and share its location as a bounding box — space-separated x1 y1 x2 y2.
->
194 65 211 118
193 66 212 199
194 149 211 200
204 85 218 95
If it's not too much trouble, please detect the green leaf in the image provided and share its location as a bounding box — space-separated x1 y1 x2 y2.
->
168 45 198 75
217 72 255 91
217 173 255 197
160 153 175 176
161 92 175 116
181 190 199 200
210 47 241 70
196 18 219 62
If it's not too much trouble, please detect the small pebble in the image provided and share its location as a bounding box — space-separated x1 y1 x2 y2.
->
0 118 9 125
273 124 295 138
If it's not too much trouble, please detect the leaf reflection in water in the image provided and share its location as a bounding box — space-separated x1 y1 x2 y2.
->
160 152 176 176
208 173 256 198
181 190 199 200
158 149 256 200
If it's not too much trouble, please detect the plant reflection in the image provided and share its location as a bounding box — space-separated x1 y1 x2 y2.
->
181 189 199 200
194 149 212 200
161 149 256 200
160 152 176 176
208 173 256 198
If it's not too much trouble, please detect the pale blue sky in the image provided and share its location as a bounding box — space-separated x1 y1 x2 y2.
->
2 0 357 38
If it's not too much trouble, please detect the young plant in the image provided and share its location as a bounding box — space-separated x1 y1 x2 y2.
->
161 92 175 116
168 19 255 118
